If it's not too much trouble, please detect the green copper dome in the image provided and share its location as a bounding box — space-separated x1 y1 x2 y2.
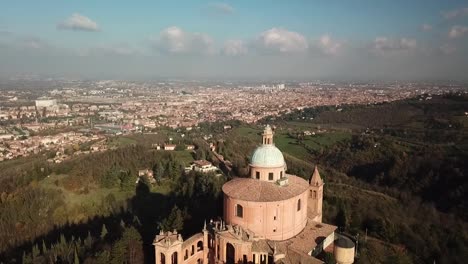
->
250 144 285 167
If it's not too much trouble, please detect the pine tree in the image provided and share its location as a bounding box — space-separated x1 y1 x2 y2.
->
160 205 184 232
336 204 348 231
22 251 34 264
120 170 134 191
101 224 108 239
32 244 40 259
42 240 47 254
84 231 93 249
153 161 164 183
74 246 80 264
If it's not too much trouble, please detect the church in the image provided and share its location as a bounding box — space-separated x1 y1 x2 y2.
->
154 125 355 264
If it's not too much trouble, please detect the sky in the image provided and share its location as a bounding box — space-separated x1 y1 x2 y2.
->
0 0 468 80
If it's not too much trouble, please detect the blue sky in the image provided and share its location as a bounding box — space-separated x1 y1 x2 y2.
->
1 0 468 80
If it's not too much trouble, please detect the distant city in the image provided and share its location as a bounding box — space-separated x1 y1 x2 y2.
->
0 77 466 162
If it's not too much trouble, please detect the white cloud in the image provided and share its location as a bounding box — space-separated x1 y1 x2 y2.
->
57 13 100 32
223 40 247 56
317 34 342 56
154 26 215 55
420 24 432 32
255 28 308 53
448 25 468 39
209 3 235 14
442 7 468 19
372 37 417 54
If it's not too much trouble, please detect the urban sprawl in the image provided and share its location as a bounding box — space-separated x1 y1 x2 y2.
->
0 78 466 162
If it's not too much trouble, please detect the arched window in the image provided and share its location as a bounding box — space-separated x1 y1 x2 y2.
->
280 171 283 178
236 204 243 218
191 245 195 255
313 190 317 199
197 241 203 251
184 250 188 260
171 252 178 264
160 253 166 264
297 199 301 211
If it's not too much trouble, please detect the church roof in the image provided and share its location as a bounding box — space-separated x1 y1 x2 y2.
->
335 236 355 249
222 175 309 202
250 144 285 168
287 220 337 255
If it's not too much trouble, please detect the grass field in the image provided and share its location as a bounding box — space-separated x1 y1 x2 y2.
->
234 126 261 140
232 125 351 160
170 150 194 165
39 173 133 222
150 179 173 195
274 133 312 160
107 137 137 147
302 132 352 150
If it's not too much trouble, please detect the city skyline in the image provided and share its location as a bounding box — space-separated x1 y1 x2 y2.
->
1 1 468 80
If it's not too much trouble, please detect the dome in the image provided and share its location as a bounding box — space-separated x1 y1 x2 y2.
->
251 144 285 167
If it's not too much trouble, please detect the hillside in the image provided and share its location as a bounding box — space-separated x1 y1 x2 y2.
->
0 94 467 263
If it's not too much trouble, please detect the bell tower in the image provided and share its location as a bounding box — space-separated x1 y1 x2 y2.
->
262 125 274 145
308 166 324 222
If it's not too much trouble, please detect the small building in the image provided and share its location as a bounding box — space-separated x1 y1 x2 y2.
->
186 160 218 173
164 144 176 151
186 144 195 150
209 143 216 152
137 169 156 184
152 143 162 150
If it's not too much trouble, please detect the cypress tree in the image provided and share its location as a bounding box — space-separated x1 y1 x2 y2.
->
101 224 108 239
41 240 47 254
73 246 79 264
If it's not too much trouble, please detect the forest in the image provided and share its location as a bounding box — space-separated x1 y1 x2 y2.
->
0 94 467 263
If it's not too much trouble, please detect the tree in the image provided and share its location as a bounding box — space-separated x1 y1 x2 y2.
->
336 204 348 231
42 240 47 254
324 252 336 264
153 161 164 183
101 167 121 188
122 227 144 264
32 243 40 260
119 170 135 191
101 224 108 239
74 246 80 264
110 227 143 264
84 231 93 249
160 205 184 232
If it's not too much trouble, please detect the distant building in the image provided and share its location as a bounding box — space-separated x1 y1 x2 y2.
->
186 160 218 173
186 144 195 150
35 99 57 108
164 144 176 151
152 144 162 150
137 169 156 184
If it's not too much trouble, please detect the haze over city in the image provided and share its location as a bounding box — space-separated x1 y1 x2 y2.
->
1 0 468 80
